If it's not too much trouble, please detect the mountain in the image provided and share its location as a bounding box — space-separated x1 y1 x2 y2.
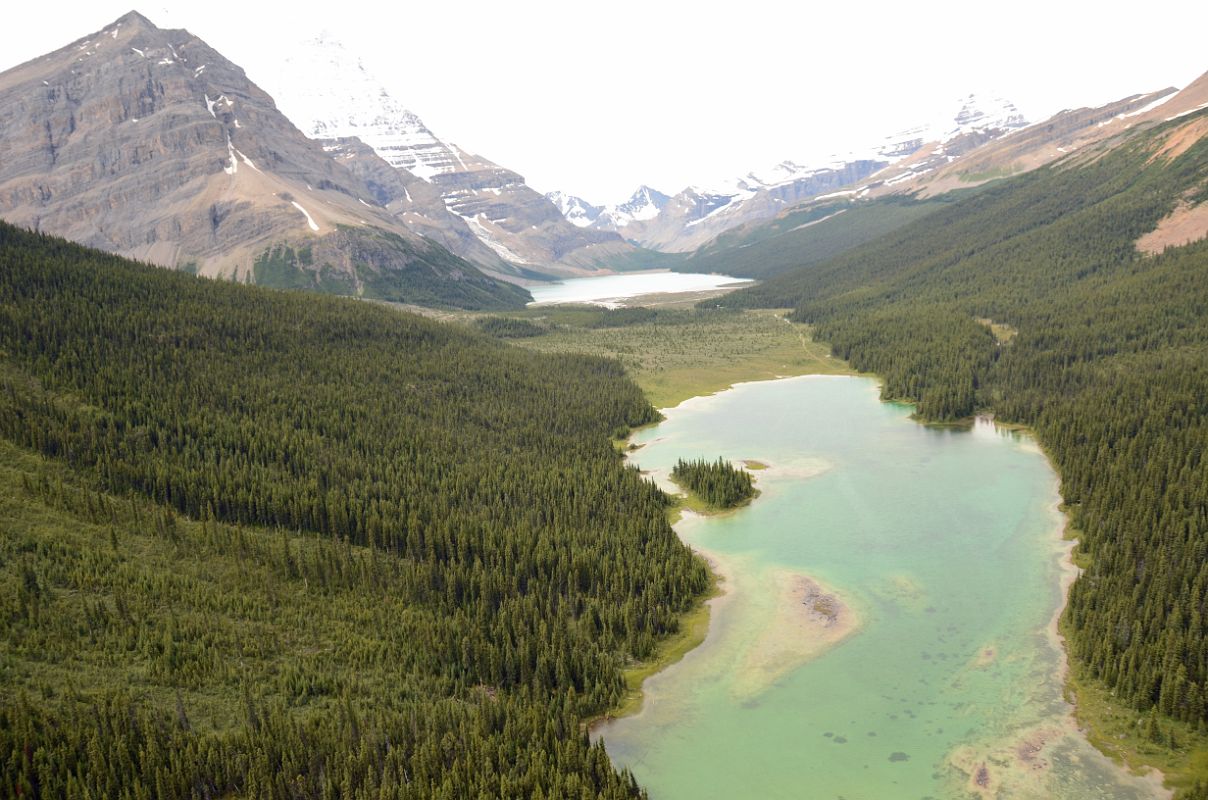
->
546 190 604 227
675 195 954 281
0 12 528 308
548 94 1029 253
597 185 673 229
268 32 469 181
266 35 639 276
545 185 673 232
624 159 890 252
891 76 1208 197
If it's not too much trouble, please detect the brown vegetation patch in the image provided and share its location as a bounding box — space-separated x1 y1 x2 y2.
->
1136 201 1208 254
1151 117 1208 163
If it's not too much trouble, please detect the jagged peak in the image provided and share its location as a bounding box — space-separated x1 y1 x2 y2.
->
111 10 158 31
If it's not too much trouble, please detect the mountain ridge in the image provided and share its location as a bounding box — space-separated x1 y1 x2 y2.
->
0 11 528 308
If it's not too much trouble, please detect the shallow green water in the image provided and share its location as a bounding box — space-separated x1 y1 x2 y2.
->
598 376 1165 800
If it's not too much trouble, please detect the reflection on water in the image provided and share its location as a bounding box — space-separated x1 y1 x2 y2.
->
598 376 1167 800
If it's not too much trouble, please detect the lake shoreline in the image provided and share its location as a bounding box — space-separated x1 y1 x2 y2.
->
598 372 1172 797
589 376 857 731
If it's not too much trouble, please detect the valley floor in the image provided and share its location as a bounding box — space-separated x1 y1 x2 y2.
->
469 303 1207 796
500 306 855 409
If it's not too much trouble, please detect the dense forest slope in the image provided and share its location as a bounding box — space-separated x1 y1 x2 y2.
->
676 196 953 280
721 113 1208 754
0 222 708 798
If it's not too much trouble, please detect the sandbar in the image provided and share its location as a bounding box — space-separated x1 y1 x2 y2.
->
731 569 859 700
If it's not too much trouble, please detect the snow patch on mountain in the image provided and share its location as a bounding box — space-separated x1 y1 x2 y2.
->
598 185 671 228
268 33 467 181
453 211 530 264
835 93 1030 165
546 191 602 228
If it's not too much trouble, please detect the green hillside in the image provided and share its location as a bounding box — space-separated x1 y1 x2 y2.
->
675 196 952 280
251 227 533 310
719 114 1208 789
0 222 708 798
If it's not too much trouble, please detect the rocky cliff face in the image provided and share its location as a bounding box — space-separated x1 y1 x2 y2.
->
319 135 516 273
0 12 526 308
267 35 638 276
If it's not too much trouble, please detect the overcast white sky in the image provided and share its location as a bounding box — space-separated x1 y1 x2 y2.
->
3 1 1206 204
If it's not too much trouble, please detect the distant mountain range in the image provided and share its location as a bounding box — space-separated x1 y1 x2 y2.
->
548 185 672 230
1 11 1203 308
666 70 1208 283
545 94 1031 252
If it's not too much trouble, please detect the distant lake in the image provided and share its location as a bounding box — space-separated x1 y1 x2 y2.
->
527 271 751 307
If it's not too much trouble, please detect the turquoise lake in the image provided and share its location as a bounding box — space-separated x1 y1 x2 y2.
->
597 375 1167 799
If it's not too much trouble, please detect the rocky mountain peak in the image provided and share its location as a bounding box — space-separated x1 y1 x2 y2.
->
262 36 635 273
267 35 469 181
950 93 1028 137
545 191 603 228
617 186 671 217
112 10 157 29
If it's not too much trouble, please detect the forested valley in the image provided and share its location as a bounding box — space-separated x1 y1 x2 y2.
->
0 222 710 799
720 113 1208 787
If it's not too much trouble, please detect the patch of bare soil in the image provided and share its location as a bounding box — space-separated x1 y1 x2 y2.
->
1151 117 1208 162
1136 201 1208 254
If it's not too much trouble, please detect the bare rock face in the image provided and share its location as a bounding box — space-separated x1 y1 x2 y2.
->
267 34 638 277
320 135 516 273
0 12 527 308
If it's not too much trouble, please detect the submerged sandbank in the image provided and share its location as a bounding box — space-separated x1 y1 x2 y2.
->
732 569 860 700
941 461 1172 798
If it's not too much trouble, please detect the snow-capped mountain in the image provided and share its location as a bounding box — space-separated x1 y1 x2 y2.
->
851 93 1032 197
264 35 635 275
546 185 671 231
557 159 887 252
859 94 1028 162
546 191 603 228
268 33 469 181
598 186 672 229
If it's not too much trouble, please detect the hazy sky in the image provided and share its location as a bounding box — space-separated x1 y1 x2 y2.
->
3 1 1206 204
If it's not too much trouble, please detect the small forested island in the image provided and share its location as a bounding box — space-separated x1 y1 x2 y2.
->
670 457 757 509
